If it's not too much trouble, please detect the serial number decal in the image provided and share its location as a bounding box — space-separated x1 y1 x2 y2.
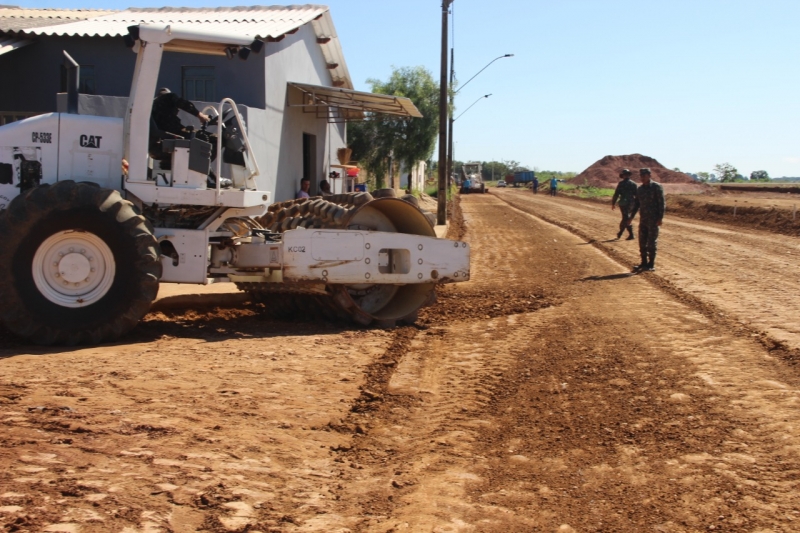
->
287 246 306 253
79 134 103 148
32 132 52 143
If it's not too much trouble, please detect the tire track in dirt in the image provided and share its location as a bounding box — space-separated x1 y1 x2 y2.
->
334 314 541 531
325 195 572 530
330 193 800 532
3 192 800 532
494 189 800 367
0 327 394 532
472 288 800 531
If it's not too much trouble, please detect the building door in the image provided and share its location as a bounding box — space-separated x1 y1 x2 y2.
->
303 133 317 188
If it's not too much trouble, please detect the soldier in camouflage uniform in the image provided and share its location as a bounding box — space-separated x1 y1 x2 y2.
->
629 168 665 272
611 168 637 240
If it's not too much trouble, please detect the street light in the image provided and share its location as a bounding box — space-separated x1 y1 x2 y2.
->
454 94 491 122
456 54 513 95
447 54 512 199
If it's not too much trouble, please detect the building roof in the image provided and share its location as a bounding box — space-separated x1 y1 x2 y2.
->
0 6 112 56
17 5 352 89
0 6 113 32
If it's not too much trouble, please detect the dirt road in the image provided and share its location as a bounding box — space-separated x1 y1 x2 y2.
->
2 191 800 532
493 188 800 356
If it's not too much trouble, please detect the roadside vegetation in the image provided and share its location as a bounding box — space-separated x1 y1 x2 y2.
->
349 66 440 189
566 185 615 199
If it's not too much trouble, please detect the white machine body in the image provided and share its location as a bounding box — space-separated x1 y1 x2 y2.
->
0 23 470 293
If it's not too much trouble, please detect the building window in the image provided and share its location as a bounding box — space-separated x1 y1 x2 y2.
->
182 66 215 102
79 65 96 95
59 64 96 95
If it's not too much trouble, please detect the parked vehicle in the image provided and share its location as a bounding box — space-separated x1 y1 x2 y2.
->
0 24 471 345
497 180 506 187
512 170 536 187
460 162 486 194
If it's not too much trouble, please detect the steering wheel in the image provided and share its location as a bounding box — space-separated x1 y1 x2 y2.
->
205 110 234 129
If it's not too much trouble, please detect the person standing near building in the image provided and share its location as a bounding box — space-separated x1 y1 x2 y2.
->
549 176 558 196
319 179 332 196
629 168 665 271
611 168 637 240
296 178 311 199
532 175 539 194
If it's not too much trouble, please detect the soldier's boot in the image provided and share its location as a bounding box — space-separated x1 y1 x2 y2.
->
633 252 648 272
616 229 624 239
626 225 635 240
646 252 656 271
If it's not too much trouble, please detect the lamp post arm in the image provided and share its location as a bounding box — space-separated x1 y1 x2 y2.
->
455 54 513 95
454 94 491 122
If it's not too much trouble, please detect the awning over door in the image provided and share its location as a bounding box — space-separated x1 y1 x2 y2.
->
287 82 422 123
0 36 33 56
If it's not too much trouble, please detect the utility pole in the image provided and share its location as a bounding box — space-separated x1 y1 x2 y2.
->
447 47 454 207
437 0 453 226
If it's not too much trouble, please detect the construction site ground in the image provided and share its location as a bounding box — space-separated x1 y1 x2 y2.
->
2 188 800 532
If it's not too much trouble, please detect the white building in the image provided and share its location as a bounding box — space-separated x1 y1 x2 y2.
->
2 5 418 200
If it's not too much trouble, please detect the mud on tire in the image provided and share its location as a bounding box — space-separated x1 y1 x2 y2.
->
0 181 162 345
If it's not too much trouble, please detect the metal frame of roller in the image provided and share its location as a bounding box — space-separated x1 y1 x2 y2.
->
233 190 468 326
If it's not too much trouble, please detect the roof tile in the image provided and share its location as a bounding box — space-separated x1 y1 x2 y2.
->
0 6 113 32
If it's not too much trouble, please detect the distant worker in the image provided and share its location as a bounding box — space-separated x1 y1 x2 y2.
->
629 168 665 272
532 175 539 194
296 178 311 199
549 176 558 196
319 179 332 195
611 168 637 240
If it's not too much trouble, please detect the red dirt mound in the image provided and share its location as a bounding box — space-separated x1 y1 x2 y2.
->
573 154 697 188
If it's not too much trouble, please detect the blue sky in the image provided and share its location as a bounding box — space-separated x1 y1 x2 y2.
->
18 0 800 177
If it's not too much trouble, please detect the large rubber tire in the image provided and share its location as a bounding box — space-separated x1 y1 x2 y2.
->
0 181 162 345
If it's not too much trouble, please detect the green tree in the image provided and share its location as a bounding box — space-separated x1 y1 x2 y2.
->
503 159 522 173
750 170 770 182
480 160 511 181
348 66 440 188
713 162 738 183
696 171 710 182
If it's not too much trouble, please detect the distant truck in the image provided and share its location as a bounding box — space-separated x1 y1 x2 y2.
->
460 162 486 194
507 170 535 188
